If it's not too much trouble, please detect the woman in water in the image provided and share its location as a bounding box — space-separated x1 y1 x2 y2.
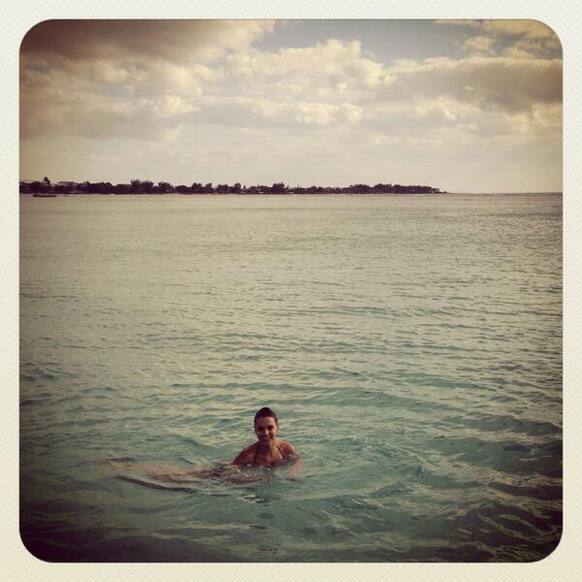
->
112 406 300 486
232 407 298 467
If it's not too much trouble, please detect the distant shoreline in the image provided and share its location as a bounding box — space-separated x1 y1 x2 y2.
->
25 191 450 198
20 178 446 196
21 191 564 198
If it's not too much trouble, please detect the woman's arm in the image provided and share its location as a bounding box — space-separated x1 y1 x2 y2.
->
287 456 302 479
280 441 301 479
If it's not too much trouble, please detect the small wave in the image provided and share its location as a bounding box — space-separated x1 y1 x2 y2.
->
20 363 77 382
103 456 136 464
487 480 562 501
20 397 52 407
503 444 530 453
118 475 196 493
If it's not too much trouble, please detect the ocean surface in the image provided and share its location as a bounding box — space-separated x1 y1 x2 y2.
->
20 193 562 562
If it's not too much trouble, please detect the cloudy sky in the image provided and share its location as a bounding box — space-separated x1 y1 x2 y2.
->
20 19 562 193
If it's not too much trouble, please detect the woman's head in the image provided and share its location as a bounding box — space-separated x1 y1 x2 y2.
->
254 407 278 426
254 407 279 442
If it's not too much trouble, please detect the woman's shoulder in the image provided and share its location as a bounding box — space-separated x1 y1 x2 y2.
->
276 440 297 457
232 442 257 465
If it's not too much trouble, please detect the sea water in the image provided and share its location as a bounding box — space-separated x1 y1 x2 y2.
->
20 193 562 562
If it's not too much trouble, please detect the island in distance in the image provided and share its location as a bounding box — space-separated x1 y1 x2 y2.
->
21 177 447 196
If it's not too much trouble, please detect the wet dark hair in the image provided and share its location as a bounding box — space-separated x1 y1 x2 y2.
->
254 407 278 425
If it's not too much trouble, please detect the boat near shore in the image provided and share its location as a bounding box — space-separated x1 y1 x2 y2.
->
32 193 57 198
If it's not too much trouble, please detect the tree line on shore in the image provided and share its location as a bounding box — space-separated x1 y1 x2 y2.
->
20 177 445 195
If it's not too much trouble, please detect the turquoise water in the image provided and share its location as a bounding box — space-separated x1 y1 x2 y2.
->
20 193 562 562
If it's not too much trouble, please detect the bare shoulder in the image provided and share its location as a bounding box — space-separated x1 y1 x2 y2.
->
232 442 257 465
277 440 298 457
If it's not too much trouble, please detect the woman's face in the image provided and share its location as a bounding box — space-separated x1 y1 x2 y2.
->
254 416 278 443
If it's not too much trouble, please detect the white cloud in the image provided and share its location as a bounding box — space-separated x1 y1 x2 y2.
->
292 102 363 127
22 20 562 143
224 39 386 102
20 20 274 140
462 36 497 56
187 96 363 131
